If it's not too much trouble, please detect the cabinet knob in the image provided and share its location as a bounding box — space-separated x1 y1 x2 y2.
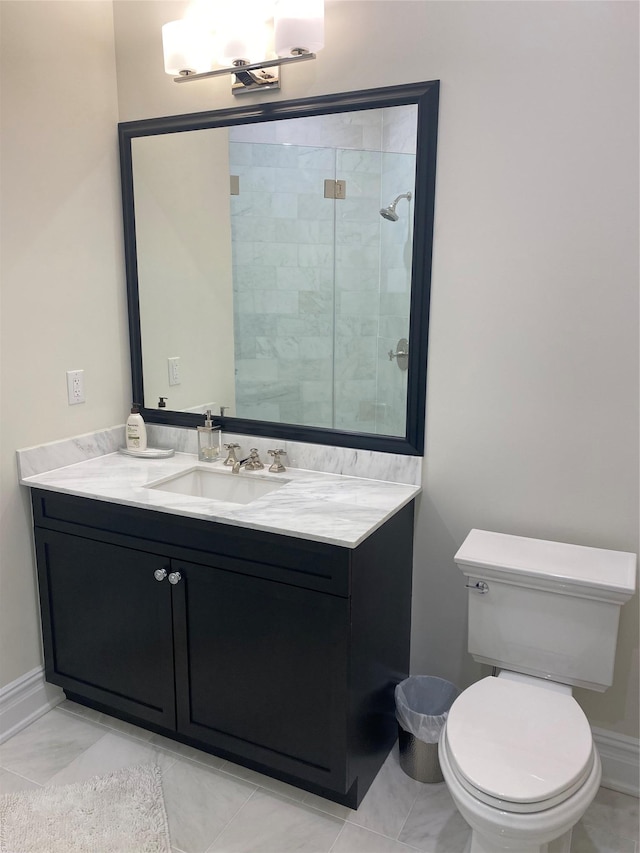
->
168 572 182 585
154 568 167 582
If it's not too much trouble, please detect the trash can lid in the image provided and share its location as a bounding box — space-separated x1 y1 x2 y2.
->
445 677 593 805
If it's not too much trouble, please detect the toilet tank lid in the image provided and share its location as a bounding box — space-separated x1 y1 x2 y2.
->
455 529 637 600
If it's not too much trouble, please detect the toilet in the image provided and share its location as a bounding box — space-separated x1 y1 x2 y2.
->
438 529 636 853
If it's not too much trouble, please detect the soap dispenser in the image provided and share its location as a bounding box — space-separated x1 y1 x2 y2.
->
198 410 220 462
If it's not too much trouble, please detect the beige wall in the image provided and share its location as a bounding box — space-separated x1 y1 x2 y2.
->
133 130 236 412
1 0 637 747
0 1 128 684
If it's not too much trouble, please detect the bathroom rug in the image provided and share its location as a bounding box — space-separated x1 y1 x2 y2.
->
0 762 171 852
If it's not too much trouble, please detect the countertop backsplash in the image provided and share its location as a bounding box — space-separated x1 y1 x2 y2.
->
18 424 422 486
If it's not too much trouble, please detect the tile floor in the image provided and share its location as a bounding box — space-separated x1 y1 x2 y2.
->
1 701 638 853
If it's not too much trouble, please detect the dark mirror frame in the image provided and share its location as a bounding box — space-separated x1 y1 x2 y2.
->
118 80 439 456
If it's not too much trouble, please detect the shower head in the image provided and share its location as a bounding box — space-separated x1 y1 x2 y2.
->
380 207 399 222
379 191 412 221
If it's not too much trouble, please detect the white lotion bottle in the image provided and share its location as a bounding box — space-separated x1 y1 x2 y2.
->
126 404 147 451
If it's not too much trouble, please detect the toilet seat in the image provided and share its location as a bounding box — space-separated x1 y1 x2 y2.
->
444 677 594 814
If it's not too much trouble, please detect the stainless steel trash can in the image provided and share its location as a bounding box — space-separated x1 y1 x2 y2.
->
395 676 459 783
397 723 443 783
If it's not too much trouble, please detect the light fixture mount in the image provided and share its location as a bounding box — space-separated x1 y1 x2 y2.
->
231 61 280 94
172 51 315 93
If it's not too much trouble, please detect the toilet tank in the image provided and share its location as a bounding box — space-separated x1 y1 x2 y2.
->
455 529 637 692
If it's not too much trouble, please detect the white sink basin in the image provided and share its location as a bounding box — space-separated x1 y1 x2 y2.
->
146 466 288 505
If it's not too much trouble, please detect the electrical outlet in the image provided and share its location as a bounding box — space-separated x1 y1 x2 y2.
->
66 369 85 405
168 356 181 386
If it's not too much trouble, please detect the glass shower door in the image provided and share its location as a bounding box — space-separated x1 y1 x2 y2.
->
229 138 416 437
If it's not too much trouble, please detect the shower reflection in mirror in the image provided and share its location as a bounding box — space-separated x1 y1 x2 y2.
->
133 104 418 439
227 107 416 437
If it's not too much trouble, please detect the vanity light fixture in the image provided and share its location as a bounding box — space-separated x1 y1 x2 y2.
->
162 0 324 94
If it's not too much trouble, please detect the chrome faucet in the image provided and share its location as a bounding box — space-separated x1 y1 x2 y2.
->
232 448 264 474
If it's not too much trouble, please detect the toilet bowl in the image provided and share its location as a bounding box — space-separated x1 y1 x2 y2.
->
441 529 636 853
438 674 601 853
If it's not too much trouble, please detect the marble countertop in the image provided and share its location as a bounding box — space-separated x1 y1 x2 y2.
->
20 451 420 548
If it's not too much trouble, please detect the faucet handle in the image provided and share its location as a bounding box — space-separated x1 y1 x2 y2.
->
223 442 241 466
268 449 287 473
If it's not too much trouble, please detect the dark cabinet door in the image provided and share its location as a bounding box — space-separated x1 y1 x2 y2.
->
36 529 176 729
172 559 350 791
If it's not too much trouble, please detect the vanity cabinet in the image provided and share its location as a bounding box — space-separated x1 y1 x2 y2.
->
31 488 414 808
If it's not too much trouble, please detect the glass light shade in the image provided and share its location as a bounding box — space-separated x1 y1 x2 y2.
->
162 20 214 75
274 0 324 57
215 15 269 66
183 0 219 30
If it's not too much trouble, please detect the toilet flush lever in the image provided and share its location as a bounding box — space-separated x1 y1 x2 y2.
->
465 581 489 594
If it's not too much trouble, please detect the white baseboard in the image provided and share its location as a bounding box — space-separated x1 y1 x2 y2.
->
0 666 64 745
593 726 640 796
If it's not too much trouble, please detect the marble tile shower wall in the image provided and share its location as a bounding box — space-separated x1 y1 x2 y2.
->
334 146 385 434
378 151 416 437
229 140 339 428
228 108 416 435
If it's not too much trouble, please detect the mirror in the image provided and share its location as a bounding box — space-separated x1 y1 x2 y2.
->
119 82 439 455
